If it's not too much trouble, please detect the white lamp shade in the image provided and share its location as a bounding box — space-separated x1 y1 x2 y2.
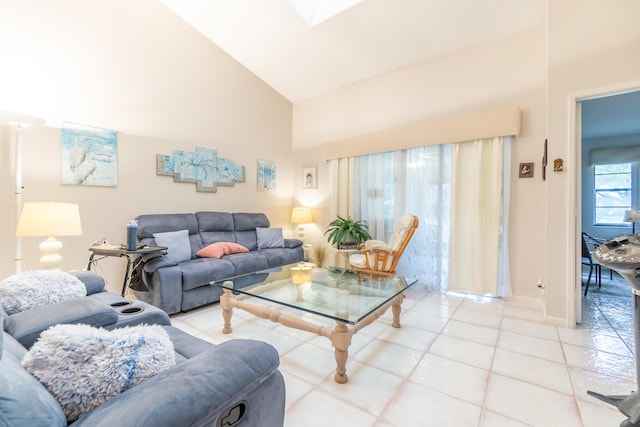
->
624 210 640 223
16 202 82 237
291 207 313 224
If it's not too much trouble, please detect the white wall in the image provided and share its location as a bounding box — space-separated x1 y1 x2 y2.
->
546 0 640 324
0 0 294 292
292 29 548 301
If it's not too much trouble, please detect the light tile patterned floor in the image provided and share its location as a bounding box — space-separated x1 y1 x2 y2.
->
170 280 634 426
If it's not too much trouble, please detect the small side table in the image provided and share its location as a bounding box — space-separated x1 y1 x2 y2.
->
87 245 167 296
335 248 360 269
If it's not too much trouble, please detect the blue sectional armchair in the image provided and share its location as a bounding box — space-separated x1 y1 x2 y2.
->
0 271 286 426
134 212 304 314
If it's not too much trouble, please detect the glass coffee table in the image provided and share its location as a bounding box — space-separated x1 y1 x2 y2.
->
212 263 418 384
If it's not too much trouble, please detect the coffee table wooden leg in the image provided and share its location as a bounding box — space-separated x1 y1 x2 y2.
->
221 289 234 334
391 294 405 328
331 321 352 384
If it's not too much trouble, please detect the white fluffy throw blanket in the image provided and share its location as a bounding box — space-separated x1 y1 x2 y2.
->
0 270 86 315
22 324 176 422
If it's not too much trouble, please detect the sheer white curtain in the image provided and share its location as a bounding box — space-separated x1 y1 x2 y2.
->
328 138 511 295
448 137 512 296
351 145 452 288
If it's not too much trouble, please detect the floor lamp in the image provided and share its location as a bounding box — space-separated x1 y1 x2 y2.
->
0 111 45 272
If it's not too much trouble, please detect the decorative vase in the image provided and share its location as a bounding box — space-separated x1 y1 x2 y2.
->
311 267 328 283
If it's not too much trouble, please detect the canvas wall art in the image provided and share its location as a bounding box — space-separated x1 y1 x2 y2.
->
257 159 276 191
156 146 245 193
61 122 118 187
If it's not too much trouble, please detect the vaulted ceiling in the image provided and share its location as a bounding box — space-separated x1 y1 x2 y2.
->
160 0 546 103
160 0 640 138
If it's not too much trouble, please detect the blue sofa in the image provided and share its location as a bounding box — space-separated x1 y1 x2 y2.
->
3 270 171 349
0 271 286 426
134 212 304 314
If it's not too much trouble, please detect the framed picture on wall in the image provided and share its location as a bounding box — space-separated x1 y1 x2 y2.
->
303 166 317 189
61 122 118 187
519 162 534 178
257 159 276 191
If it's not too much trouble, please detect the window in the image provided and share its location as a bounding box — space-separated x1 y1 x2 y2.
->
350 145 452 290
594 163 632 225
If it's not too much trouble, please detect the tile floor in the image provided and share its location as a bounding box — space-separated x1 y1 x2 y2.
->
170 276 636 427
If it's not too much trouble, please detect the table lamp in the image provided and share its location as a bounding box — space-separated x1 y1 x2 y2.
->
16 202 83 269
624 210 640 234
291 207 313 238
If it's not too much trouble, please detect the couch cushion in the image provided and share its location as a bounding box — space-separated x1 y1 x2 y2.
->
196 212 236 247
137 213 203 258
256 227 284 249
233 212 269 250
137 213 199 237
180 258 237 291
197 242 249 259
1 338 67 427
224 252 270 276
0 270 86 315
22 324 176 423
258 247 305 268
153 229 191 263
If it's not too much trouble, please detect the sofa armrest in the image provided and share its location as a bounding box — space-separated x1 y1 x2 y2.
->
142 256 178 273
284 238 303 249
4 298 118 349
71 339 285 427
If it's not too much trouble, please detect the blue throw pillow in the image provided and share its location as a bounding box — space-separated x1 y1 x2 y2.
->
153 230 191 263
256 227 284 249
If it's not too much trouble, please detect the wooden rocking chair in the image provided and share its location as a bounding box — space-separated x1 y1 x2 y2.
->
349 213 418 276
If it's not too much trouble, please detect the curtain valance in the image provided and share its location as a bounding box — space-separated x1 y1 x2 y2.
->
322 106 521 160
589 145 640 165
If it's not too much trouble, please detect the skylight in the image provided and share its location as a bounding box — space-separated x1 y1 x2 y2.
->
289 0 364 27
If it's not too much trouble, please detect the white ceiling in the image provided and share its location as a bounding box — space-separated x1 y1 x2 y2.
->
160 1 640 138
582 91 640 139
160 0 546 103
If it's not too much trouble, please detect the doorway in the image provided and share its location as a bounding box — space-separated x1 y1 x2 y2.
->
576 89 640 334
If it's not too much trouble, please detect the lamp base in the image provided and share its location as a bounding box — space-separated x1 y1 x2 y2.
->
297 225 305 239
39 236 63 270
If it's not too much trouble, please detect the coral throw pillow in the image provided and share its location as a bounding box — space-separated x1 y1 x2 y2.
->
197 242 249 259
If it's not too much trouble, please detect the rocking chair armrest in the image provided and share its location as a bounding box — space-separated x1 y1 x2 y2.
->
363 240 390 251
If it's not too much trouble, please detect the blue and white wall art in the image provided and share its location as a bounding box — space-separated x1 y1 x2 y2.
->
61 122 118 187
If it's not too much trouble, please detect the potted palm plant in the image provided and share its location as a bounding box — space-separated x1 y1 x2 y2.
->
324 215 372 249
